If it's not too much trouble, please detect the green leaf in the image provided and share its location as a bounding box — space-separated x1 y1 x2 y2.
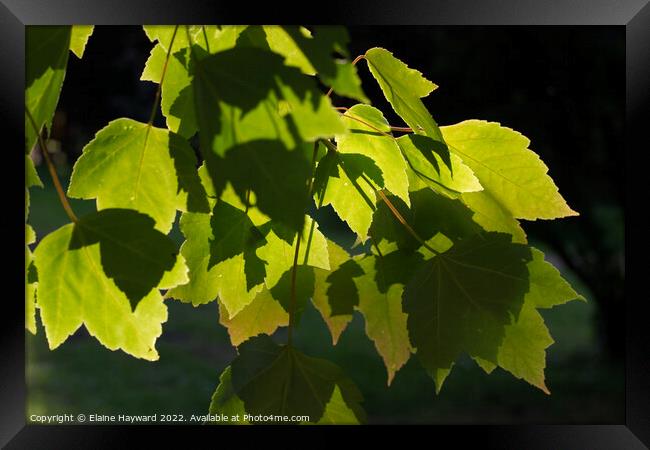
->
271 26 368 103
314 385 361 424
208 366 249 424
364 47 444 143
473 301 554 394
207 140 313 233
26 224 38 334
218 289 288 347
33 209 188 359
141 26 244 138
370 189 484 253
256 215 330 289
198 164 273 227
460 191 528 244
219 335 364 423
209 365 363 425
355 255 412 385
526 247 586 308
263 26 316 74
208 201 266 282
68 118 209 233
189 44 344 230
25 26 71 153
338 105 411 206
269 266 315 321
255 216 330 321
69 25 94 58
144 25 245 54
313 150 382 242
25 153 41 334
402 232 532 392
462 247 582 392
26 154 43 189
312 240 355 345
442 120 578 220
396 134 482 196
142 44 197 138
168 206 265 318
326 260 364 316
191 45 344 151
143 25 211 53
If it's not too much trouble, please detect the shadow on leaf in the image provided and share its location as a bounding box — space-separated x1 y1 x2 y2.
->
69 209 177 310
402 232 533 390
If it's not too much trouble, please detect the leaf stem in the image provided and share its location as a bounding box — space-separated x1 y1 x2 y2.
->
25 107 78 223
288 143 320 346
339 111 394 138
390 126 415 132
201 26 211 53
244 189 251 213
287 226 302 347
320 138 439 256
147 25 179 126
334 107 420 134
374 188 439 255
302 143 320 265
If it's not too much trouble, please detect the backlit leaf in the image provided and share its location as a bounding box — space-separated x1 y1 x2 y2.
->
397 133 481 196
473 301 554 394
168 204 266 318
141 25 244 138
25 26 71 153
460 191 528 243
526 247 586 308
474 247 584 392
69 25 94 58
364 47 444 143
356 254 412 385
442 120 578 220
337 105 410 206
33 209 187 359
256 216 330 289
272 26 368 103
218 289 288 347
313 150 382 242
68 118 209 233
312 240 355 345
26 224 37 334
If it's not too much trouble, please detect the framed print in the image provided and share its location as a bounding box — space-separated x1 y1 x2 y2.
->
1 0 647 447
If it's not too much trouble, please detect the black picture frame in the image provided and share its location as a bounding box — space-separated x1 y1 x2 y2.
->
1 0 647 447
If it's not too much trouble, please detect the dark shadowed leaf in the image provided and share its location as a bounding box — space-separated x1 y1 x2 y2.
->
221 335 364 423
402 232 532 392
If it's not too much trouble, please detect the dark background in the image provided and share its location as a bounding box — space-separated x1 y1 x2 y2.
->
26 26 625 423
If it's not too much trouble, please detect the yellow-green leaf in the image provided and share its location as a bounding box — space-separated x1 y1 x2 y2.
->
68 118 209 233
442 120 578 220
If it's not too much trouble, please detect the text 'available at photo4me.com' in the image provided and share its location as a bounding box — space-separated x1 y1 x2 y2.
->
28 413 311 424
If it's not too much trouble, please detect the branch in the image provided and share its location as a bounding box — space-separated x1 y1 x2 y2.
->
320 138 439 255
288 143 320 346
147 25 179 126
25 107 78 223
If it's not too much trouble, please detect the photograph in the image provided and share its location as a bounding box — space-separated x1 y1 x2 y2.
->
22 24 624 426
0 1 644 445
